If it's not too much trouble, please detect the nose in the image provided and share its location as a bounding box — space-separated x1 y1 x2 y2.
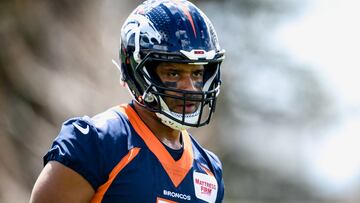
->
178 75 199 91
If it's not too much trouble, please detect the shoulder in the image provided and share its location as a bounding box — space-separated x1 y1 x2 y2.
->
44 106 135 189
203 148 223 171
55 107 130 147
91 107 131 140
189 134 223 173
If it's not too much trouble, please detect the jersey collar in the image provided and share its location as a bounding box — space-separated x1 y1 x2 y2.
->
118 104 194 187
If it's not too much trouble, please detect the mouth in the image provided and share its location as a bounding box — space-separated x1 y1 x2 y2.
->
174 102 198 114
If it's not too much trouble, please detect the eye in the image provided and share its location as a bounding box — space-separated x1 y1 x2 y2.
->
192 70 204 78
167 71 179 78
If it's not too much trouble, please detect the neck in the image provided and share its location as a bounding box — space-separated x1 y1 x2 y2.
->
133 102 183 150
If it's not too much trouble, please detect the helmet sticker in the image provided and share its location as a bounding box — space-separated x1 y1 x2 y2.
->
122 14 162 62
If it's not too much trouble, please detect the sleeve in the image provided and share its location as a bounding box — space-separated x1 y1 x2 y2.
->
205 150 225 202
218 177 225 202
43 116 106 190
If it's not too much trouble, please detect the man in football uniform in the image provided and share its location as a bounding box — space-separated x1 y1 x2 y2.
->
30 0 225 202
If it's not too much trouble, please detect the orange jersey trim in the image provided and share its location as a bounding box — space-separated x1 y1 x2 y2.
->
118 104 194 188
200 164 215 177
91 147 141 203
157 197 178 203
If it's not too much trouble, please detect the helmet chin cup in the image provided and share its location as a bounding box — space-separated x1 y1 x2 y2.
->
156 112 197 131
156 97 201 131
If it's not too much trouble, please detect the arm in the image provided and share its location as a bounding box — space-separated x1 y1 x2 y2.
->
30 161 95 203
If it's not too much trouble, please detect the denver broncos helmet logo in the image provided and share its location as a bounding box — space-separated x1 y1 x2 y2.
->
121 14 162 62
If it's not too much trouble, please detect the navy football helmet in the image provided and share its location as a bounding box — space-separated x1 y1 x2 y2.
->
117 0 225 130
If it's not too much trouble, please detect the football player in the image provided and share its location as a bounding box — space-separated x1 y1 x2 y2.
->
30 0 225 202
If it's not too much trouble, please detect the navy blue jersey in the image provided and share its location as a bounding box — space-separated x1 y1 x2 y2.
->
44 104 224 203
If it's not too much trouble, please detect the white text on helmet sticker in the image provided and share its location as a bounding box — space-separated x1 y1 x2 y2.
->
180 49 216 60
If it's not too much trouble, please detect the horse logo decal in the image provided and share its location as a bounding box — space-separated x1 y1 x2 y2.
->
122 14 162 62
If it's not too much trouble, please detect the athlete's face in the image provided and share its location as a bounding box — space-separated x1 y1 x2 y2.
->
155 62 204 114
